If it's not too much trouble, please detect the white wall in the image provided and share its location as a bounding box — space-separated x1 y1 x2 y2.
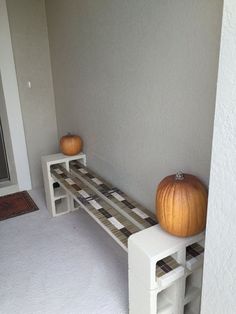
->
46 0 223 212
201 1 236 312
6 0 58 188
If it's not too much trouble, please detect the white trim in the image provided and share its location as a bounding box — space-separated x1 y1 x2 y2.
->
0 183 18 197
0 0 31 191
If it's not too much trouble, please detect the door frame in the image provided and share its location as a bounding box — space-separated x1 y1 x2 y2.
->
0 0 31 193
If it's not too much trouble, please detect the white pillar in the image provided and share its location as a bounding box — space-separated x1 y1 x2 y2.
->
201 1 236 313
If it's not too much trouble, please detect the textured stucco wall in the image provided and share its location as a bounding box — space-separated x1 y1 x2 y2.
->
201 1 236 313
46 0 223 212
6 0 58 188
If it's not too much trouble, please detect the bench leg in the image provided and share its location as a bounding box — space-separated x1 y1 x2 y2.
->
129 272 157 314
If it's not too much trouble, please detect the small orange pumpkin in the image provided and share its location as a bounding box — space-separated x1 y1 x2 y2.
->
156 172 208 237
60 133 82 156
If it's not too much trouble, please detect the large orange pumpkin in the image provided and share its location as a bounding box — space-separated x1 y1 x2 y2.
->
60 133 82 156
156 172 208 237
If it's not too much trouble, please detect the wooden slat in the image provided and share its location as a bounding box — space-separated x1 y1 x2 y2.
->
156 256 182 278
51 165 140 250
70 160 157 229
186 243 204 261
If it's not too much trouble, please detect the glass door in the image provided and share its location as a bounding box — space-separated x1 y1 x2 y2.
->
0 117 10 182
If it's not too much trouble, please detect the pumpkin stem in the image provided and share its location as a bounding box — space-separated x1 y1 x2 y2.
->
175 171 184 181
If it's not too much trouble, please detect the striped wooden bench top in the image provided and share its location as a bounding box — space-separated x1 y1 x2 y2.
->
50 163 184 283
156 256 181 278
69 160 157 229
51 164 140 250
186 243 204 260
186 243 204 271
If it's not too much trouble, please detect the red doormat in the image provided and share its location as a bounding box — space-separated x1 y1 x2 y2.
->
0 191 39 221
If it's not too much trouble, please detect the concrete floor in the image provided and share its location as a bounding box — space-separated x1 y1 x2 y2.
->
0 189 128 314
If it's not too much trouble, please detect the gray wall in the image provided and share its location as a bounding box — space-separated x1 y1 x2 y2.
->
6 0 58 188
46 0 223 212
201 0 236 312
